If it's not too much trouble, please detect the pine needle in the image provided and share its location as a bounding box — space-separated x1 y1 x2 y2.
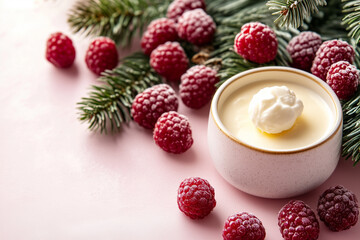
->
67 0 170 46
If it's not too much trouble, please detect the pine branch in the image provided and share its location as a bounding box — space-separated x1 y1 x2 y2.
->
342 90 360 166
266 0 327 29
67 0 170 46
78 52 163 133
342 0 360 43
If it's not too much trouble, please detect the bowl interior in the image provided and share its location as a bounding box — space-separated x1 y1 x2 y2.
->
212 67 342 152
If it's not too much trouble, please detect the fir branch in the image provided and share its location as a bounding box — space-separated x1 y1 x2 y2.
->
78 52 163 133
342 89 360 165
67 0 170 46
266 0 327 29
342 0 360 43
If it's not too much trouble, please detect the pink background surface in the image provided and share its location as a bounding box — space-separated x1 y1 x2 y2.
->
0 1 359 239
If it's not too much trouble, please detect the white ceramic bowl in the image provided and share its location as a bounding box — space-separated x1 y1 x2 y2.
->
208 66 342 198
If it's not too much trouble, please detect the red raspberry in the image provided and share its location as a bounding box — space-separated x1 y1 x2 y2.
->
311 39 355 81
180 65 219 109
150 42 189 82
85 37 118 75
141 18 178 55
166 0 206 22
131 84 178 129
45 32 76 68
177 9 216 46
234 22 278 64
287 31 322 71
223 212 266 240
317 185 359 232
278 200 320 240
153 111 193 154
326 61 359 100
177 177 216 219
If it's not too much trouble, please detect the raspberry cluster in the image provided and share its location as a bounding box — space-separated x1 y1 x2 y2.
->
142 0 216 84
46 32 118 75
129 0 220 155
311 39 355 81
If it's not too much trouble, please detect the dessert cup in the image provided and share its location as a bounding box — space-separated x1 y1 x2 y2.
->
208 66 342 198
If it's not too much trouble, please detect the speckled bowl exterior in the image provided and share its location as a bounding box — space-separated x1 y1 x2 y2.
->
208 67 342 198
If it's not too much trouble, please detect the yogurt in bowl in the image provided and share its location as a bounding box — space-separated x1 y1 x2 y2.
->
208 66 342 198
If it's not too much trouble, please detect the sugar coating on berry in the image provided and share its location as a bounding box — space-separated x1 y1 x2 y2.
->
150 41 189 82
166 0 206 22
85 37 118 75
223 212 266 240
287 31 322 71
177 177 216 219
311 39 355 81
180 65 219 109
141 18 178 55
46 32 76 68
153 111 193 154
131 84 178 129
177 9 216 46
317 185 359 232
234 22 278 64
278 200 319 240
326 61 359 100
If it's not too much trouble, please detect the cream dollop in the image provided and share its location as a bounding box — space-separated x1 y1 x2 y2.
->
248 86 304 134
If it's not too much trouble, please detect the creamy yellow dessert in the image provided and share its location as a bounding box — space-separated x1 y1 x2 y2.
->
219 80 333 150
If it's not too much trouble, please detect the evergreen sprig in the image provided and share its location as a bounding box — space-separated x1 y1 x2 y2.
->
342 90 360 166
78 52 162 133
266 0 327 28
67 0 170 46
342 0 360 44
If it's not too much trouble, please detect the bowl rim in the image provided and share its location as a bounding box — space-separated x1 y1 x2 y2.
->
210 66 343 154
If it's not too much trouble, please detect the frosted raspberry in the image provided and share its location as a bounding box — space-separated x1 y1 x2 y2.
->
177 177 216 219
166 0 206 22
150 42 189 82
311 39 355 81
85 37 118 75
234 22 278 64
287 31 322 71
177 9 216 46
326 61 359 100
317 185 359 231
45 32 76 68
153 111 193 154
131 84 178 129
180 65 219 109
278 200 319 240
223 212 266 240
141 18 178 55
